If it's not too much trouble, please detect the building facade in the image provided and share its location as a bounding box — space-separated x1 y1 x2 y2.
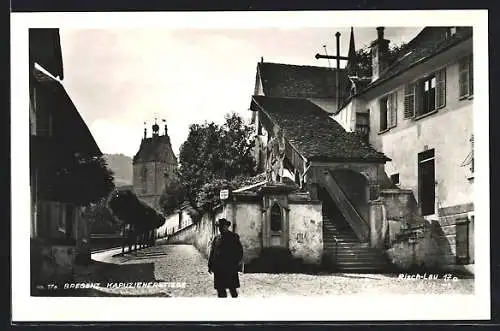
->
169 26 475 273
132 121 178 211
335 26 474 268
29 29 103 288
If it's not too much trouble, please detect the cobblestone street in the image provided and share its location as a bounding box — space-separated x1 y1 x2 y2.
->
70 244 476 297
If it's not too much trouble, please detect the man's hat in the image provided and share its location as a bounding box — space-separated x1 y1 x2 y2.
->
216 218 231 226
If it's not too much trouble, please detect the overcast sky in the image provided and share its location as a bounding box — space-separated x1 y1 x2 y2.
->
58 27 422 158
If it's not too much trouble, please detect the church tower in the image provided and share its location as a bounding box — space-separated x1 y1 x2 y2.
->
132 118 178 211
346 27 357 77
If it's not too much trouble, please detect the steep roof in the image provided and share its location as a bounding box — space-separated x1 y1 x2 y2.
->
32 67 101 157
366 26 473 91
133 135 178 164
257 62 350 99
29 28 64 80
251 96 389 162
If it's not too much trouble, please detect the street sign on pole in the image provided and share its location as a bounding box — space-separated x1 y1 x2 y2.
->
220 189 229 200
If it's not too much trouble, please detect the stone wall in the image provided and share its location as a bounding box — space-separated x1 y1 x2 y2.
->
166 223 197 245
379 189 423 245
231 203 263 263
379 190 474 271
167 192 324 269
288 203 323 264
437 203 474 265
193 210 223 258
156 208 192 239
386 221 456 270
385 204 474 271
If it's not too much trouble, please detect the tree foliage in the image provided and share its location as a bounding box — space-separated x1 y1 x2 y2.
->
176 113 257 217
81 197 122 234
353 42 407 78
159 179 186 216
108 189 165 230
195 173 267 213
37 153 115 207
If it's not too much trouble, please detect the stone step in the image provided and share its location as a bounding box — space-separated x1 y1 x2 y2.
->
327 253 386 260
324 256 387 264
334 249 384 254
333 253 387 260
335 265 389 272
335 243 370 248
324 248 385 254
323 231 357 236
334 262 388 268
325 247 386 254
324 239 360 244
322 259 388 269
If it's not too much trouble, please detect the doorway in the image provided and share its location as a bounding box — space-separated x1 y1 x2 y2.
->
269 203 283 247
418 149 435 216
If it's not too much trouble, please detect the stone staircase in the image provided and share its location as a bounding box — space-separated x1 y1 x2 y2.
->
323 213 390 272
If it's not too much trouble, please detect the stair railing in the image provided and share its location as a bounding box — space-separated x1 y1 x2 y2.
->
321 171 369 241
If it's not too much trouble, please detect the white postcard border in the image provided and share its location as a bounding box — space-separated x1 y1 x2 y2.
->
11 10 490 322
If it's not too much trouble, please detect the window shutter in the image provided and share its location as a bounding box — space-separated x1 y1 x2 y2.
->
436 68 446 108
459 58 469 98
404 83 415 118
389 92 398 127
386 97 392 128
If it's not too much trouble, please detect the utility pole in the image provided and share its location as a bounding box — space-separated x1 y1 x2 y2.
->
315 31 349 111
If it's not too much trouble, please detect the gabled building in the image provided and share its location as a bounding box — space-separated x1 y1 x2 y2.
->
29 28 104 288
335 26 474 269
252 60 351 172
132 121 177 211
244 26 475 272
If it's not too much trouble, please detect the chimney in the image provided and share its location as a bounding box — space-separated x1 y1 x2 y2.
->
370 27 390 82
143 122 147 139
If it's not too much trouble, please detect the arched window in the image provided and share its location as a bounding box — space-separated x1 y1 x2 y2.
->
270 203 282 232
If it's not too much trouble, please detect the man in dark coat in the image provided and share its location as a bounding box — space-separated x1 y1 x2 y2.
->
208 218 244 298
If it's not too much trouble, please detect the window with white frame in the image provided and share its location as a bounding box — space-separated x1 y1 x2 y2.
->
404 68 446 118
379 92 397 132
459 54 473 99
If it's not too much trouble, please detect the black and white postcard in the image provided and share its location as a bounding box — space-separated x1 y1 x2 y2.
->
11 9 490 322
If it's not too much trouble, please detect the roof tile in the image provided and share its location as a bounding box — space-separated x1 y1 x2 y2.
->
133 135 178 164
251 96 388 162
371 26 472 88
258 62 351 99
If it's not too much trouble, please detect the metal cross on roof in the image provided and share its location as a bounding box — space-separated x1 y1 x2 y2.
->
314 30 351 111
